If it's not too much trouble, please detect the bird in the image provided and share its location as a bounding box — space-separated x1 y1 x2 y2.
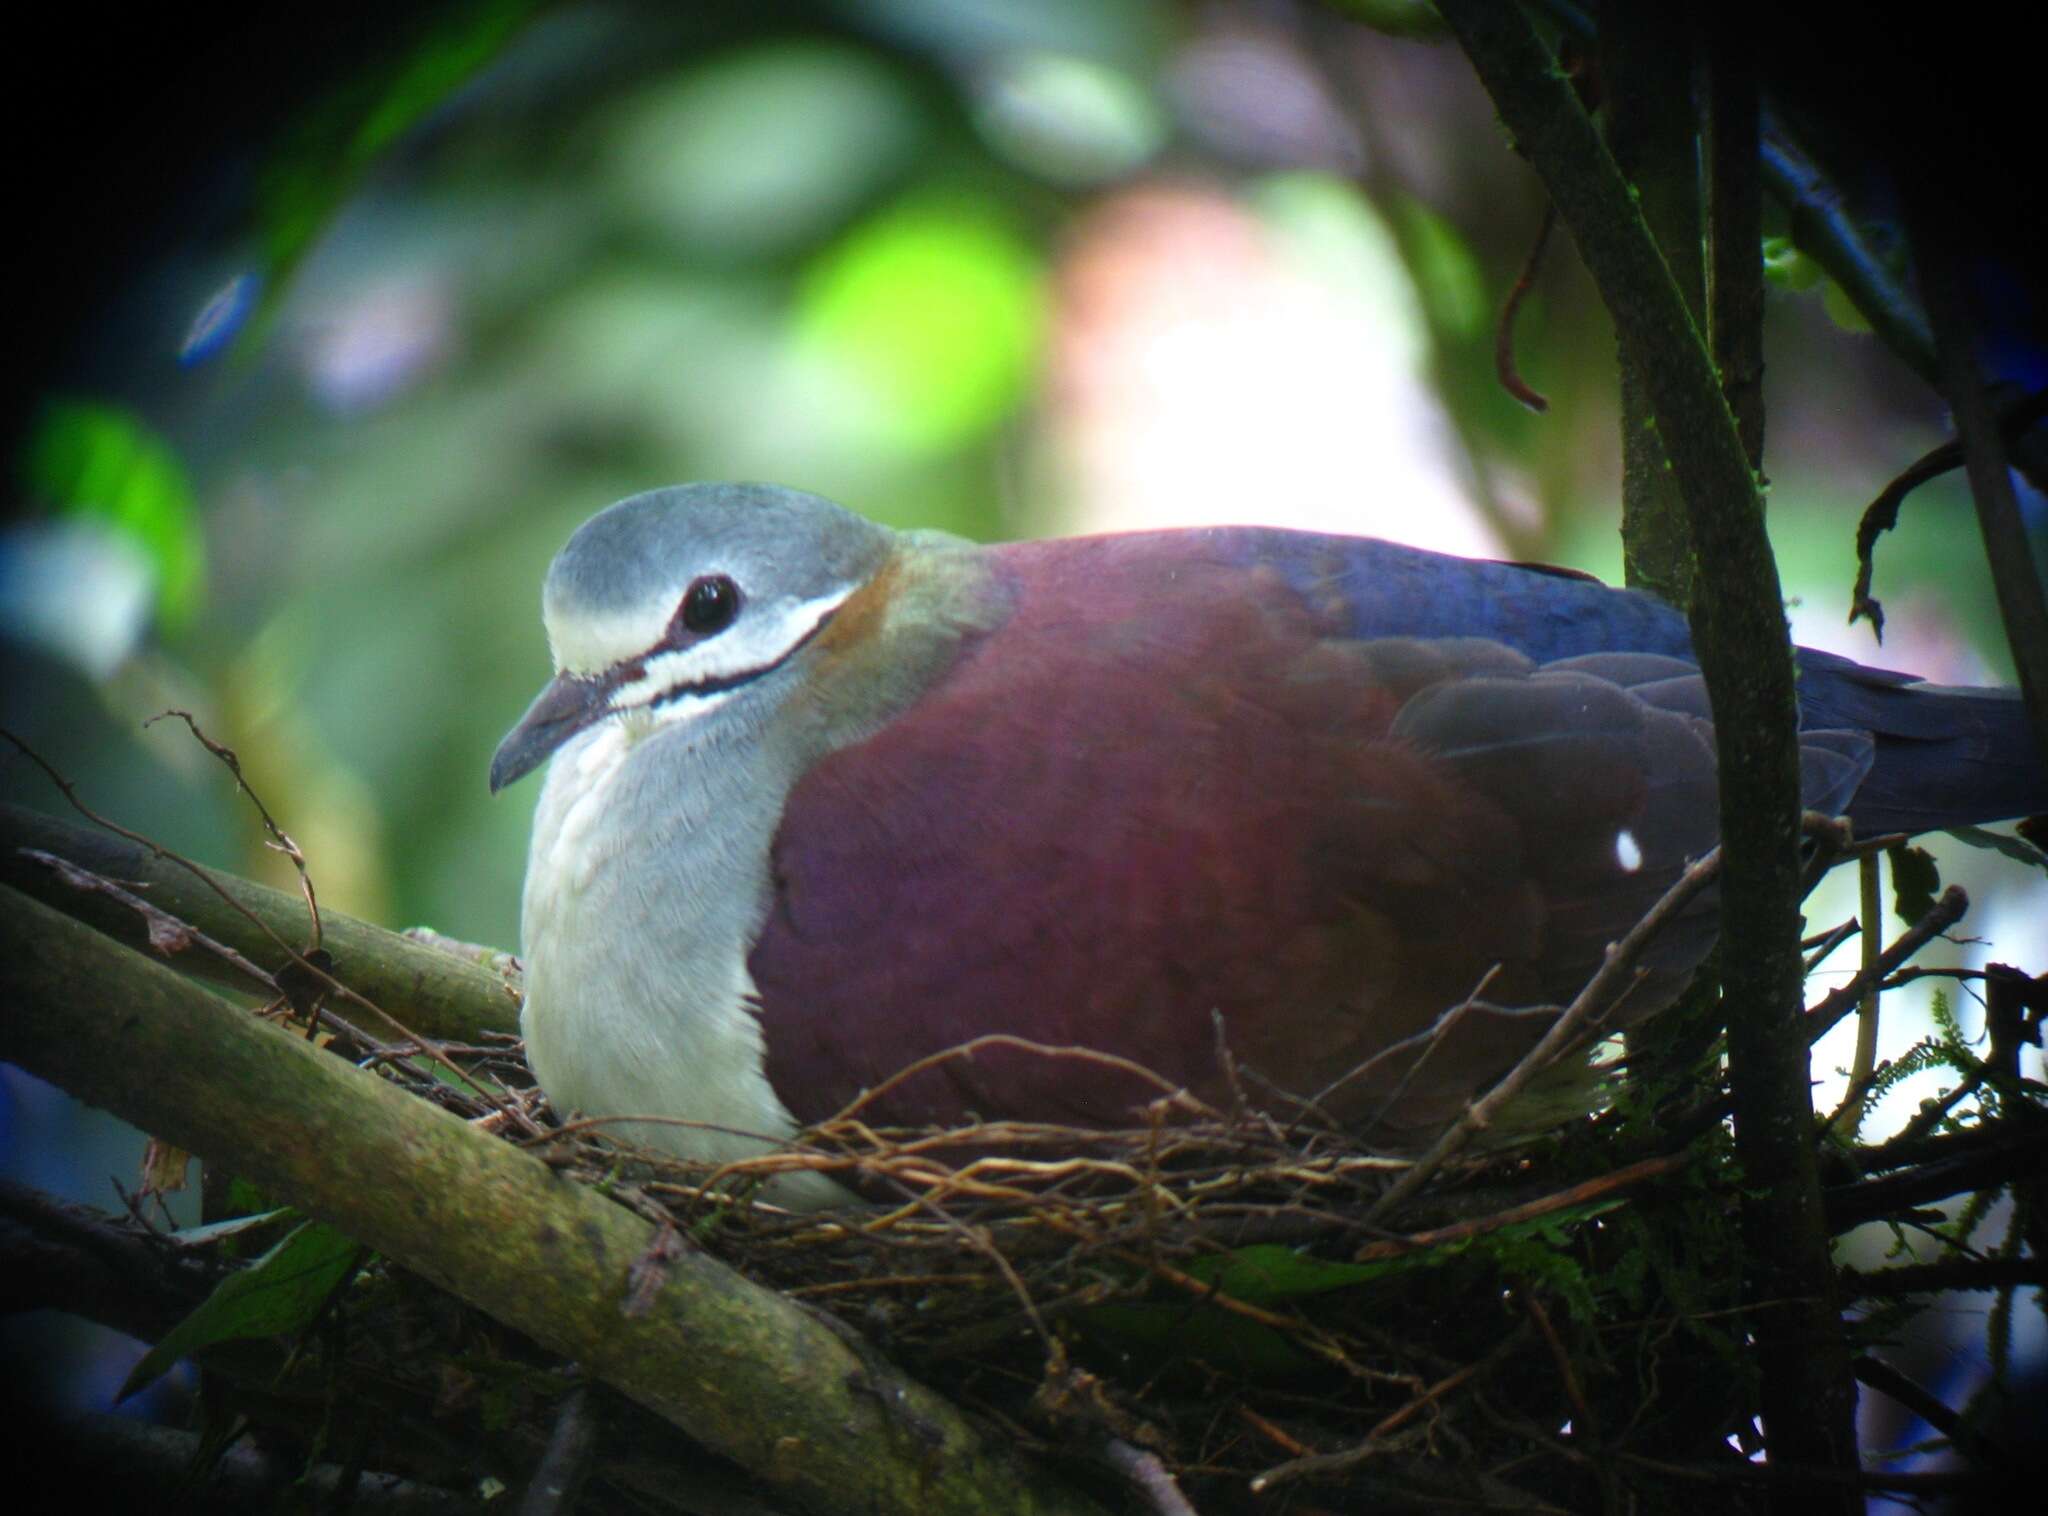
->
491 482 2045 1206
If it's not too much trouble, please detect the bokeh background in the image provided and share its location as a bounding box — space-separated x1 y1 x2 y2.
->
5 0 2042 1487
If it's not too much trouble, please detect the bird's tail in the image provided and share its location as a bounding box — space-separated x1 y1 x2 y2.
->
1800 651 2048 835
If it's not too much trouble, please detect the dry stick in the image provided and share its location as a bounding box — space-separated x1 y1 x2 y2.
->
1523 1288 1620 1513
20 848 399 1060
1496 201 1557 411
1888 1064 1989 1149
1523 1292 1592 1433
1851 1356 2008 1470
1803 886 1969 1042
1824 1124 2048 1232
1365 848 1723 1224
1880 966 1988 991
21 848 279 995
1797 813 1860 898
515 1384 598 1516
1841 1257 2048 1298
1235 1406 1314 1460
1311 964 1515 1123
1353 1154 1684 1264
1661 884 1974 1147
825 1036 1218 1129
1098 1245 1369 1384
1802 916 1861 974
1248 1326 1533 1493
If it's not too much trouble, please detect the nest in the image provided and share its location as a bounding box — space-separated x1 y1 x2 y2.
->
372 1020 1792 1514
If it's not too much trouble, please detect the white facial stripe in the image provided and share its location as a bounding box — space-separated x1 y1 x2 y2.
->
548 599 676 678
608 585 854 711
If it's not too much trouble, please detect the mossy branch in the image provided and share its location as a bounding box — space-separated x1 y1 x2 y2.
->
1434 4 1857 1502
2 802 519 1044
0 886 1103 1516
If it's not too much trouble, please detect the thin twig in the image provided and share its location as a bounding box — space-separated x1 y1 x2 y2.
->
1827 852 1886 1138
1249 1327 1532 1492
1805 886 1969 1042
825 1036 1217 1128
1522 1292 1593 1434
1802 916 1860 973
1366 848 1722 1222
1496 202 1557 411
1852 1356 2011 1473
20 848 279 993
1840 1258 2048 1297
144 709 323 951
1354 1154 1683 1263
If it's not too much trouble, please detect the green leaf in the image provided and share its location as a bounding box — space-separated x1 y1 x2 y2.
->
120 1221 365 1400
1761 236 1824 292
252 0 542 333
1943 825 2048 873
1324 0 1449 38
168 1208 298 1249
1392 194 1489 339
1181 1244 1395 1304
1821 277 1874 334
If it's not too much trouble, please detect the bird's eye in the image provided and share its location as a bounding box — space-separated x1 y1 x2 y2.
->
679 574 740 636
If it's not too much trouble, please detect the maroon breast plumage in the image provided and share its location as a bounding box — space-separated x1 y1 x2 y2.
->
750 532 1740 1138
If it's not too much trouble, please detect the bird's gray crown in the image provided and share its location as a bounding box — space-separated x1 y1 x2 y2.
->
542 482 893 676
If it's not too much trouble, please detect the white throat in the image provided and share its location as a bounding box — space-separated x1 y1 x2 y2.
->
518 702 848 1208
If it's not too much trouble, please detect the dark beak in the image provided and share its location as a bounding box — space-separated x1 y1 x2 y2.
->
490 672 610 793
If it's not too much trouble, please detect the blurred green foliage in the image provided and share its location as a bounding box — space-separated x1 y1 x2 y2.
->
255 0 544 309
25 401 205 628
794 194 1046 455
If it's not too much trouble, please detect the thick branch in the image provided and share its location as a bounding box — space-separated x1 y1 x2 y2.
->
0 888 1102 1516
1756 115 1935 381
1826 1121 2048 1231
1435 6 1855 1502
1603 0 1702 605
